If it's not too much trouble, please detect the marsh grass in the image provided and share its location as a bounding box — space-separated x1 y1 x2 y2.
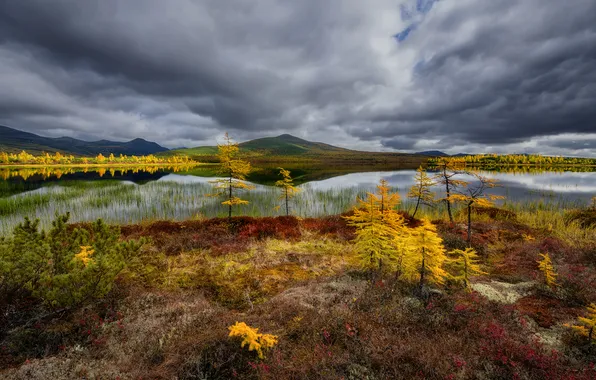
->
0 168 593 235
0 180 368 234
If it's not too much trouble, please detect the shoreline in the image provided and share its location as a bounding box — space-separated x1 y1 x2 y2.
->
0 162 209 168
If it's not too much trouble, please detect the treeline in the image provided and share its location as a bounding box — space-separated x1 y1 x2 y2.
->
0 165 196 181
429 154 596 167
0 150 195 165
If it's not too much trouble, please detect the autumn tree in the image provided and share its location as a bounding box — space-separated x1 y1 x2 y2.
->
96 153 106 163
407 219 447 290
0 152 8 164
17 150 33 163
451 173 504 245
209 132 255 220
343 180 409 278
449 247 485 290
408 166 435 218
537 253 557 289
433 159 467 223
275 168 300 216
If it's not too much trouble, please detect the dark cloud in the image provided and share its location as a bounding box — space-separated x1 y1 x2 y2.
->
545 138 596 151
0 0 594 154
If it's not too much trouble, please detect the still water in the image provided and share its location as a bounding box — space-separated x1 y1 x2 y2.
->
0 166 594 234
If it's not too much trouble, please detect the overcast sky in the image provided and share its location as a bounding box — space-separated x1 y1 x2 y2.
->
1 0 595 155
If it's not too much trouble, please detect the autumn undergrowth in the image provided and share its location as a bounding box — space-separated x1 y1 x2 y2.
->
1 201 596 379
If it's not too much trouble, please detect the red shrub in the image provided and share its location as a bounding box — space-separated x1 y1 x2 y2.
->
301 216 354 240
238 216 301 240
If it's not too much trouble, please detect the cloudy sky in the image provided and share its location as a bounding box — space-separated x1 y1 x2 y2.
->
1 0 595 155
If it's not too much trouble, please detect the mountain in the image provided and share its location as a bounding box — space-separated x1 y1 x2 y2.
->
165 134 426 166
0 125 168 156
414 150 449 157
239 134 352 155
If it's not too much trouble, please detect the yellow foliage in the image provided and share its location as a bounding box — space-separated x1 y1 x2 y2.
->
407 219 448 286
407 166 435 217
275 167 300 215
221 197 250 206
522 233 535 241
73 246 95 267
565 303 596 343
537 253 557 289
228 322 278 358
343 181 409 273
375 179 401 213
448 247 486 289
209 132 254 217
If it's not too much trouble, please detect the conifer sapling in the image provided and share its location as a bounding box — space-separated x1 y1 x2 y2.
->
407 166 435 218
275 168 300 216
537 252 557 289
209 132 255 220
448 247 486 289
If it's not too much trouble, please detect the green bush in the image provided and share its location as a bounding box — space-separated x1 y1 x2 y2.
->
0 213 144 309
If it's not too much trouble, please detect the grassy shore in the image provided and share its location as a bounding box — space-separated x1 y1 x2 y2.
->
0 203 595 379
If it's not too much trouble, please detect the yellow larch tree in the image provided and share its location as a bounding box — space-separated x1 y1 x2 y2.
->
433 159 468 223
407 166 435 218
407 218 448 289
566 304 596 344
375 180 415 277
343 180 409 277
448 247 486 290
451 173 504 245
537 253 557 289
209 132 255 220
275 167 300 216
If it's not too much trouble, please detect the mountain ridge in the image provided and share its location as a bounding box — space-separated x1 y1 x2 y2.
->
0 125 168 156
163 133 427 166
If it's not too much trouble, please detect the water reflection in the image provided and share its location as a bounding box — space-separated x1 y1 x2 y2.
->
305 170 595 204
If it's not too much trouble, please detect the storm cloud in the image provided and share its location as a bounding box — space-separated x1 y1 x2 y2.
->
0 0 595 155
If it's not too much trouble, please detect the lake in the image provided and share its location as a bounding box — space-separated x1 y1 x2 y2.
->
0 165 594 235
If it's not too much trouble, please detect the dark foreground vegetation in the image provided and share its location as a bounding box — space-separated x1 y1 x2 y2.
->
1 202 595 379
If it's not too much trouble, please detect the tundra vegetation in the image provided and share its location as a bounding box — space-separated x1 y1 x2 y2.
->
0 137 595 379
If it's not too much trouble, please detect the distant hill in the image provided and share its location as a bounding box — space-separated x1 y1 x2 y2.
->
0 125 168 156
414 150 449 157
239 134 352 155
414 151 474 157
164 134 425 166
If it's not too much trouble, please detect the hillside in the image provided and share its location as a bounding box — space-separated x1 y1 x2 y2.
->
164 134 426 165
0 125 168 156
